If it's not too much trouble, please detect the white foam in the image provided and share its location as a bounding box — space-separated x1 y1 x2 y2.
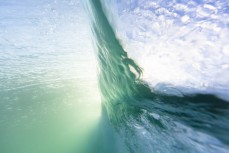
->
102 0 229 101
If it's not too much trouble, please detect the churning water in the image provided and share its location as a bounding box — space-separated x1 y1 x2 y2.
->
1 0 229 153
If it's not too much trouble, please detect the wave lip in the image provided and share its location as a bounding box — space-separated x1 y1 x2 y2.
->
100 0 229 102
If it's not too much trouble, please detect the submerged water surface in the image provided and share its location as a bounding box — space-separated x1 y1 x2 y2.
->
0 1 100 153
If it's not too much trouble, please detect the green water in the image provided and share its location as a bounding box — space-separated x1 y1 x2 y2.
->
1 0 229 153
0 50 101 153
84 0 229 152
0 1 100 152
0 53 102 153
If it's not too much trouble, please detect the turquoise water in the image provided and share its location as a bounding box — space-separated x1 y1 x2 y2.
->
1 0 229 153
0 1 100 153
84 1 229 152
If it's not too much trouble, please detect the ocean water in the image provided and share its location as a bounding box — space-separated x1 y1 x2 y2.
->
1 0 229 153
0 1 100 153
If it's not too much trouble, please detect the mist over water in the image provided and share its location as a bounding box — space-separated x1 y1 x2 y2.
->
1 0 229 153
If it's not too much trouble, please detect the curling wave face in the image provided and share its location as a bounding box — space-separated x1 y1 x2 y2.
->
84 0 229 153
